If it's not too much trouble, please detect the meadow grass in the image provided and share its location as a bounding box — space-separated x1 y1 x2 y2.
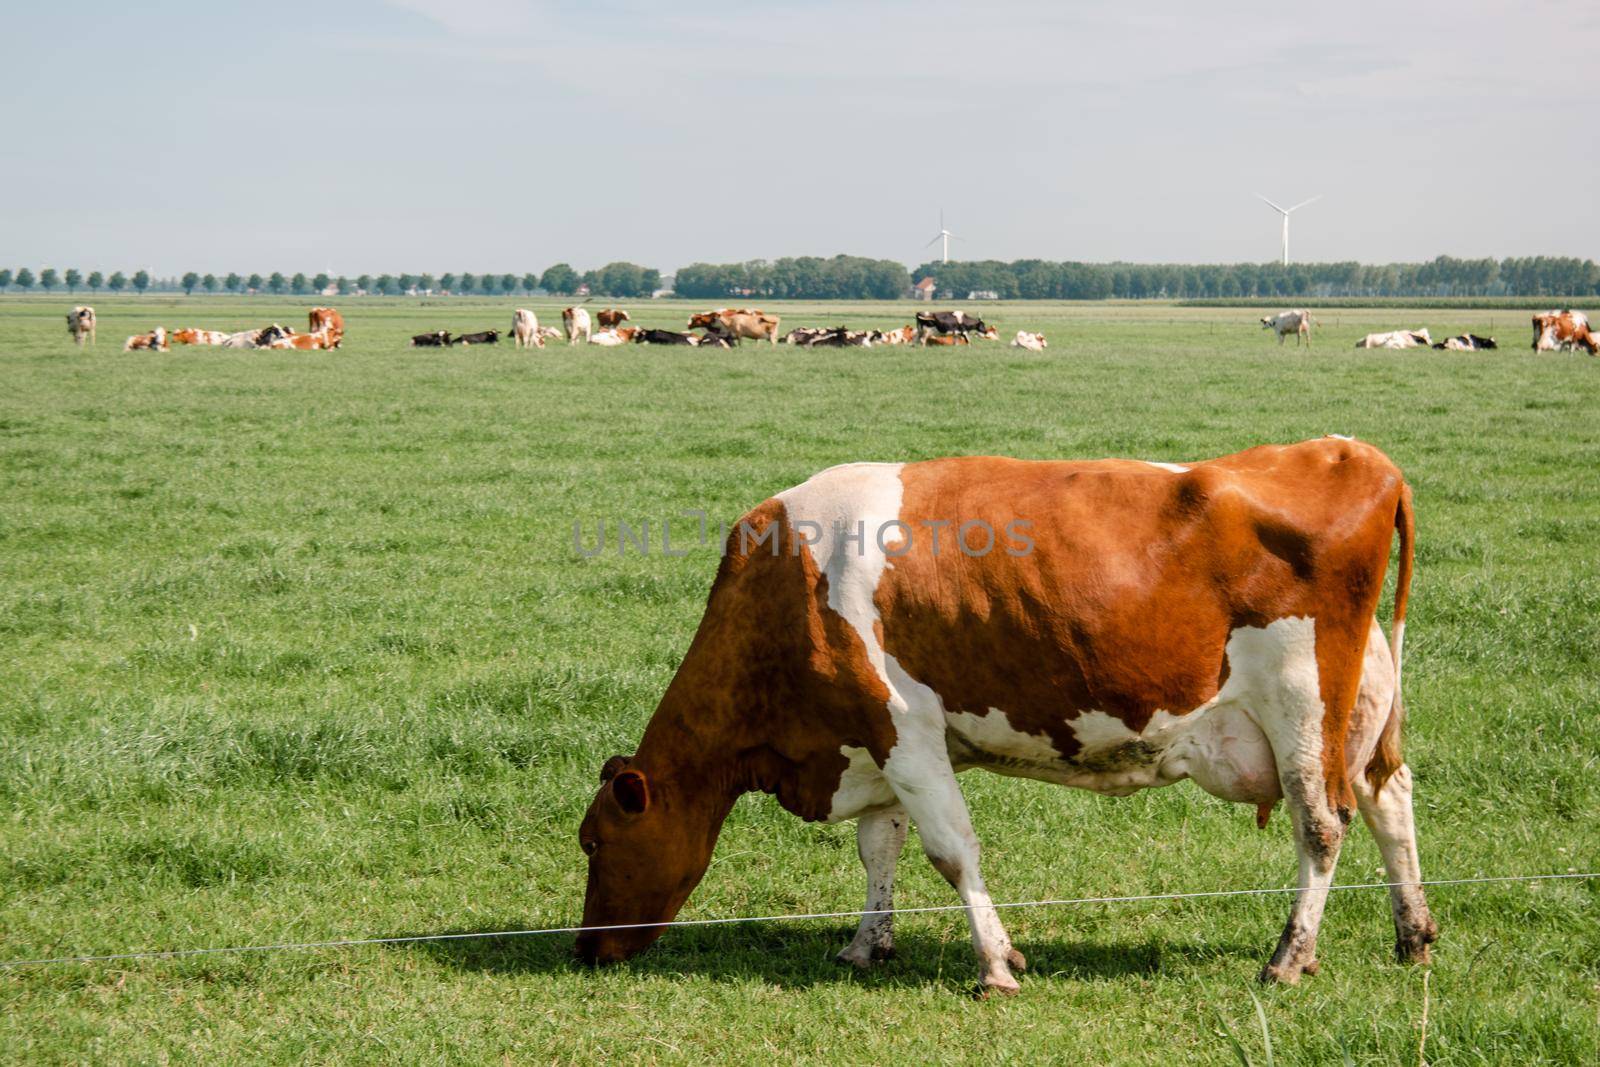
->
1 296 1596 1064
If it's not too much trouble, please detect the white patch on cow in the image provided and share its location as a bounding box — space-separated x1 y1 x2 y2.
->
1144 461 1191 473
776 461 905 686
1326 433 1353 441
828 745 897 821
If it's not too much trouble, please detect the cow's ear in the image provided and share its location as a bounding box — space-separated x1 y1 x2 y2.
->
612 770 651 814
600 754 632 783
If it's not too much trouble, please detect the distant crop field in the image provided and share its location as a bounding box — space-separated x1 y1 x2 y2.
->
1 297 1596 1063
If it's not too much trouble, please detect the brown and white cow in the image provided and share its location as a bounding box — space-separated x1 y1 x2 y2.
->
597 308 630 329
688 308 781 344
265 328 340 350
1260 310 1313 347
1531 310 1597 354
877 325 917 346
563 306 592 345
67 306 96 346
512 308 544 348
589 327 637 347
308 307 344 342
575 437 1436 994
923 333 970 346
169 328 231 346
122 327 168 351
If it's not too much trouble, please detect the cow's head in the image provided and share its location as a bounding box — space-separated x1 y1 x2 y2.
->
686 312 716 329
976 325 999 341
575 755 721 964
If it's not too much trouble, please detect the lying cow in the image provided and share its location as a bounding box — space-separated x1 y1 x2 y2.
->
122 327 168 351
1355 329 1431 349
563 307 592 345
411 330 451 347
597 308 630 329
1432 334 1497 351
589 327 638 347
308 307 344 341
67 306 96 346
1260 310 1313 347
923 333 970 346
266 328 340 350
169 328 231 346
512 309 544 349
575 437 1435 996
782 327 828 346
634 328 700 346
538 325 564 341
1531 310 1597 354
877 325 917 346
1010 331 1047 351
221 324 292 349
916 310 997 343
453 330 500 346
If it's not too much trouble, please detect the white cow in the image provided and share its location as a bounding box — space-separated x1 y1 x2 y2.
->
537 325 564 341
1355 329 1431 349
220 324 291 349
512 309 543 349
1010 330 1047 351
1260 310 1313 347
563 306 592 345
67 306 96 346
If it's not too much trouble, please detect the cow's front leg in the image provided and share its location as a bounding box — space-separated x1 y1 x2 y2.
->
836 805 908 968
884 754 1023 996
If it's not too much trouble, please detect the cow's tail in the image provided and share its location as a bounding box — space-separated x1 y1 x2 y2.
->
1366 481 1414 795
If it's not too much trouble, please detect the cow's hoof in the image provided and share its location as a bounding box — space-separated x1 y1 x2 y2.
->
976 975 1021 999
1258 957 1317 985
1395 918 1438 964
835 943 893 969
1006 947 1028 973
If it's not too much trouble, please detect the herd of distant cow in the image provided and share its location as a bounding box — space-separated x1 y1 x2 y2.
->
62 302 1597 356
1260 307 1597 353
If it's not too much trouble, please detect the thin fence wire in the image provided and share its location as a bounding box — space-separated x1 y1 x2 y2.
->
2 871 1593 970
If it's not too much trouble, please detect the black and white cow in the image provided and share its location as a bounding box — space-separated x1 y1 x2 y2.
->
453 330 500 346
916 311 998 344
411 330 451 347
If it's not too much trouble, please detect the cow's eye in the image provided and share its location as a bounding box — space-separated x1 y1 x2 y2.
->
581 839 598 856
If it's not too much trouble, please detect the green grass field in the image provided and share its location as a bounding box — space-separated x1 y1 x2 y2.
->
1 297 1596 1064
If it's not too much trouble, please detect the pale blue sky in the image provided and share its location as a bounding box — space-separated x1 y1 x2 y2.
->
5 1 1596 275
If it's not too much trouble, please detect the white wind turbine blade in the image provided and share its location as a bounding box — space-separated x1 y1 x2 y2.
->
1286 195 1322 213
1255 193 1287 214
924 234 945 248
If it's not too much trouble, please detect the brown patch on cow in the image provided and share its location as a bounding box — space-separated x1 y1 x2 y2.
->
929 854 963 888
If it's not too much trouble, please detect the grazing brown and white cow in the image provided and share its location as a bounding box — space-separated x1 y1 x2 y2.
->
1531 310 1597 354
169 328 231 346
66 306 96 346
689 308 781 344
1260 310 1313 347
512 309 544 348
575 437 1436 995
597 308 630 329
1010 330 1047 351
308 307 344 341
122 327 168 351
1355 329 1431 349
563 306 592 345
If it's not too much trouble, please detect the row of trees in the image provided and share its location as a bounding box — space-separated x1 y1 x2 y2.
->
908 256 1600 300
674 256 912 300
0 262 662 298
7 255 1598 300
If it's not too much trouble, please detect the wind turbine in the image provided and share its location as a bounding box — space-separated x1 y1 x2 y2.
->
1255 194 1321 266
923 209 960 263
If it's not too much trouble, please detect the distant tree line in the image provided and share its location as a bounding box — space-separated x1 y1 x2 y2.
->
908 256 1600 300
4 254 1597 300
674 256 913 300
0 262 662 298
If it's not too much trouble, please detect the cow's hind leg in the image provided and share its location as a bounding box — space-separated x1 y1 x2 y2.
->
837 805 909 968
1355 764 1437 963
1234 618 1356 984
883 732 1023 995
